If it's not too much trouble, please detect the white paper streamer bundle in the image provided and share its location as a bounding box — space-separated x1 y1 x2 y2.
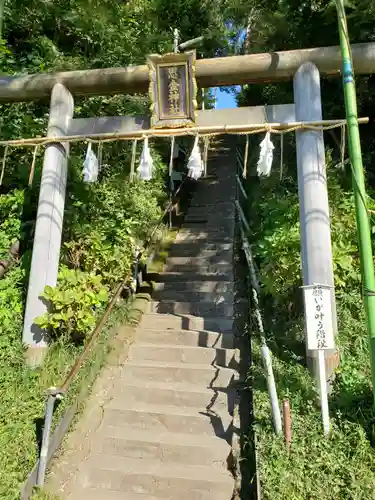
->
187 136 204 180
82 143 99 183
257 131 274 177
138 137 154 181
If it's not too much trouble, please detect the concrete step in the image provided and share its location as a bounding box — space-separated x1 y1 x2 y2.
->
137 328 234 349
190 199 235 208
165 255 232 267
92 427 231 468
149 300 233 317
180 223 234 234
152 283 234 304
169 244 232 258
187 203 234 213
150 271 234 282
190 195 235 203
191 193 235 202
110 379 235 409
175 231 233 242
184 214 235 223
102 401 233 437
121 360 236 387
68 491 160 500
139 313 233 334
163 262 232 274
152 290 233 305
129 343 237 367
69 492 161 500
74 455 234 499
154 280 233 293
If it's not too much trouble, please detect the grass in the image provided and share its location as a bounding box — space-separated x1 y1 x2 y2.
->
0 263 134 500
3 176 194 500
251 312 375 499
242 154 375 498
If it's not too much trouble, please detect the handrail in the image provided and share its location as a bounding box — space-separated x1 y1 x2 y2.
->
236 174 248 201
35 170 190 489
236 145 282 436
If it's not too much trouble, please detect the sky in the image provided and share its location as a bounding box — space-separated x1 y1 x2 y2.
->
215 87 239 109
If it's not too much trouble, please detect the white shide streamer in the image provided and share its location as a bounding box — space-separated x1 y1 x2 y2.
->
187 136 204 180
257 131 274 177
82 143 99 183
138 136 154 181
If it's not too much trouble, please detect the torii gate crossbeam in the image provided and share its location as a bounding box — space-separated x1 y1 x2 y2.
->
0 42 374 102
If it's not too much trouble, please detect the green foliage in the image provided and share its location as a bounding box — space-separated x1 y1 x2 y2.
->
243 140 375 498
253 339 375 500
35 267 108 341
0 1 223 497
0 189 24 258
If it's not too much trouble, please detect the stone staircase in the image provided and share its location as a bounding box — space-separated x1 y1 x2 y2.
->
47 139 237 500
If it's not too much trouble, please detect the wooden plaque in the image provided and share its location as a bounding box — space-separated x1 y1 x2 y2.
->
147 51 197 129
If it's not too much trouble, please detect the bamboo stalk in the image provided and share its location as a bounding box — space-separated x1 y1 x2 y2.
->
0 118 368 148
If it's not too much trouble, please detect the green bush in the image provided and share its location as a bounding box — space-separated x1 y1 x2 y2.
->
34 267 108 342
246 150 375 499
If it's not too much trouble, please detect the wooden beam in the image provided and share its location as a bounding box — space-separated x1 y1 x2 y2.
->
0 42 374 102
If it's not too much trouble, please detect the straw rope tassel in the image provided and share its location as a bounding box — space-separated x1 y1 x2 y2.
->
28 145 40 186
130 139 137 182
243 135 249 178
169 136 175 228
203 137 209 177
97 141 103 172
169 136 175 181
0 145 9 185
280 134 284 181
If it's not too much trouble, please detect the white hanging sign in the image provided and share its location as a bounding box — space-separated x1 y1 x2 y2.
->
302 284 335 351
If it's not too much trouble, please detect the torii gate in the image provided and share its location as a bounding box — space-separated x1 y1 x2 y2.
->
1 42 374 378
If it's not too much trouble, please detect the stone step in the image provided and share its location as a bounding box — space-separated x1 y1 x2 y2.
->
92 427 231 469
139 313 233 334
150 271 234 282
184 214 235 223
176 231 233 241
103 401 233 437
187 202 234 212
154 280 233 293
190 198 235 207
166 255 232 266
110 379 234 409
169 244 232 258
181 222 234 233
163 262 232 274
121 360 236 387
154 279 234 294
129 343 237 367
73 455 234 499
173 237 234 247
149 300 233 317
69 491 159 500
152 290 232 304
191 194 235 203
137 328 234 349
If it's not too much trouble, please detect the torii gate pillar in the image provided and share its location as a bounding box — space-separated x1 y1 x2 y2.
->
23 84 74 367
294 62 339 386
